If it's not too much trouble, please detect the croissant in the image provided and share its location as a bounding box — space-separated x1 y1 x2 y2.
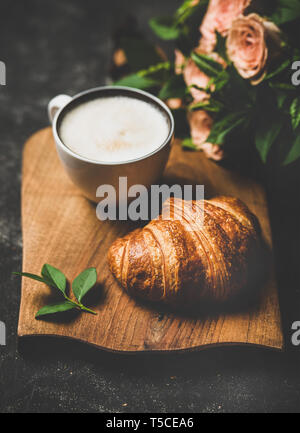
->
108 196 263 308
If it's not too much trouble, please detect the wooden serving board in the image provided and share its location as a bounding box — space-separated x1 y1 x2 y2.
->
18 128 283 352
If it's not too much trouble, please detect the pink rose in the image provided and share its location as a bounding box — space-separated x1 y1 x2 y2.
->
166 98 183 110
174 49 186 75
201 142 225 161
199 0 251 53
183 58 211 102
187 110 224 161
188 110 212 146
182 51 226 102
226 14 281 84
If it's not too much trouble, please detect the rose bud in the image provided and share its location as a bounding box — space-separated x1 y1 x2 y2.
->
183 59 211 102
226 13 282 85
187 110 225 161
199 0 251 53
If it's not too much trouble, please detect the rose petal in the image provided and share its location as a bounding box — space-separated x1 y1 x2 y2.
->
227 13 281 84
201 142 225 161
188 110 213 148
199 0 251 53
174 49 186 75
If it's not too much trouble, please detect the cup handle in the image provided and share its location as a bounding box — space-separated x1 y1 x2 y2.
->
48 94 72 124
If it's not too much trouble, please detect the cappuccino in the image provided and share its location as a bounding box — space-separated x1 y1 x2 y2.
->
59 96 169 163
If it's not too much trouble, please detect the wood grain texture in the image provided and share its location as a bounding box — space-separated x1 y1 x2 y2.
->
18 127 283 352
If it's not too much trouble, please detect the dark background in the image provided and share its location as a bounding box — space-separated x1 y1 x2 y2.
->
1 0 300 413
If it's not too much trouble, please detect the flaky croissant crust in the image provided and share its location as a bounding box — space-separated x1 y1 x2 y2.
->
108 196 262 307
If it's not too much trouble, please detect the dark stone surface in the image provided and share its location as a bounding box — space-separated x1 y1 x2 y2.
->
0 0 300 413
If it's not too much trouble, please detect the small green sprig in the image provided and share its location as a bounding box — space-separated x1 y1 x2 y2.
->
13 264 98 319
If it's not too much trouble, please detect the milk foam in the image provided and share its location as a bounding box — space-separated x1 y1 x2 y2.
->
60 96 169 163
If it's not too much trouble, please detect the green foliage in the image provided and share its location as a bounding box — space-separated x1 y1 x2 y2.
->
207 112 248 145
215 33 228 62
255 117 284 163
212 70 230 93
174 0 207 25
190 99 224 113
158 75 186 100
35 302 75 318
149 17 181 40
191 52 223 78
182 138 197 150
138 62 171 85
284 133 300 165
12 272 53 287
264 59 291 80
253 84 285 163
119 37 162 71
269 82 296 90
72 268 97 303
112 0 300 166
13 265 98 319
290 97 300 130
271 0 300 25
149 0 208 42
114 74 160 90
41 264 66 295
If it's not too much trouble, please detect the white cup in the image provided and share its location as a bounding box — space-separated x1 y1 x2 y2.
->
48 86 174 203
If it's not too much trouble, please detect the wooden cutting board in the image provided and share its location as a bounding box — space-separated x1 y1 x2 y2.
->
18 127 283 352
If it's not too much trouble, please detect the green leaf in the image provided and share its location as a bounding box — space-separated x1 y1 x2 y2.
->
283 134 300 165
188 84 207 93
265 59 291 80
215 32 228 62
138 62 171 79
269 82 296 90
72 268 97 303
12 272 54 287
212 70 230 94
226 66 255 106
114 74 160 90
41 264 67 295
277 92 288 109
290 97 300 130
191 52 223 78
175 0 195 18
271 0 300 25
149 17 181 40
255 118 283 163
207 112 247 145
190 99 224 113
120 37 161 71
182 138 197 150
158 75 186 100
174 0 205 24
175 0 209 29
36 301 76 318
